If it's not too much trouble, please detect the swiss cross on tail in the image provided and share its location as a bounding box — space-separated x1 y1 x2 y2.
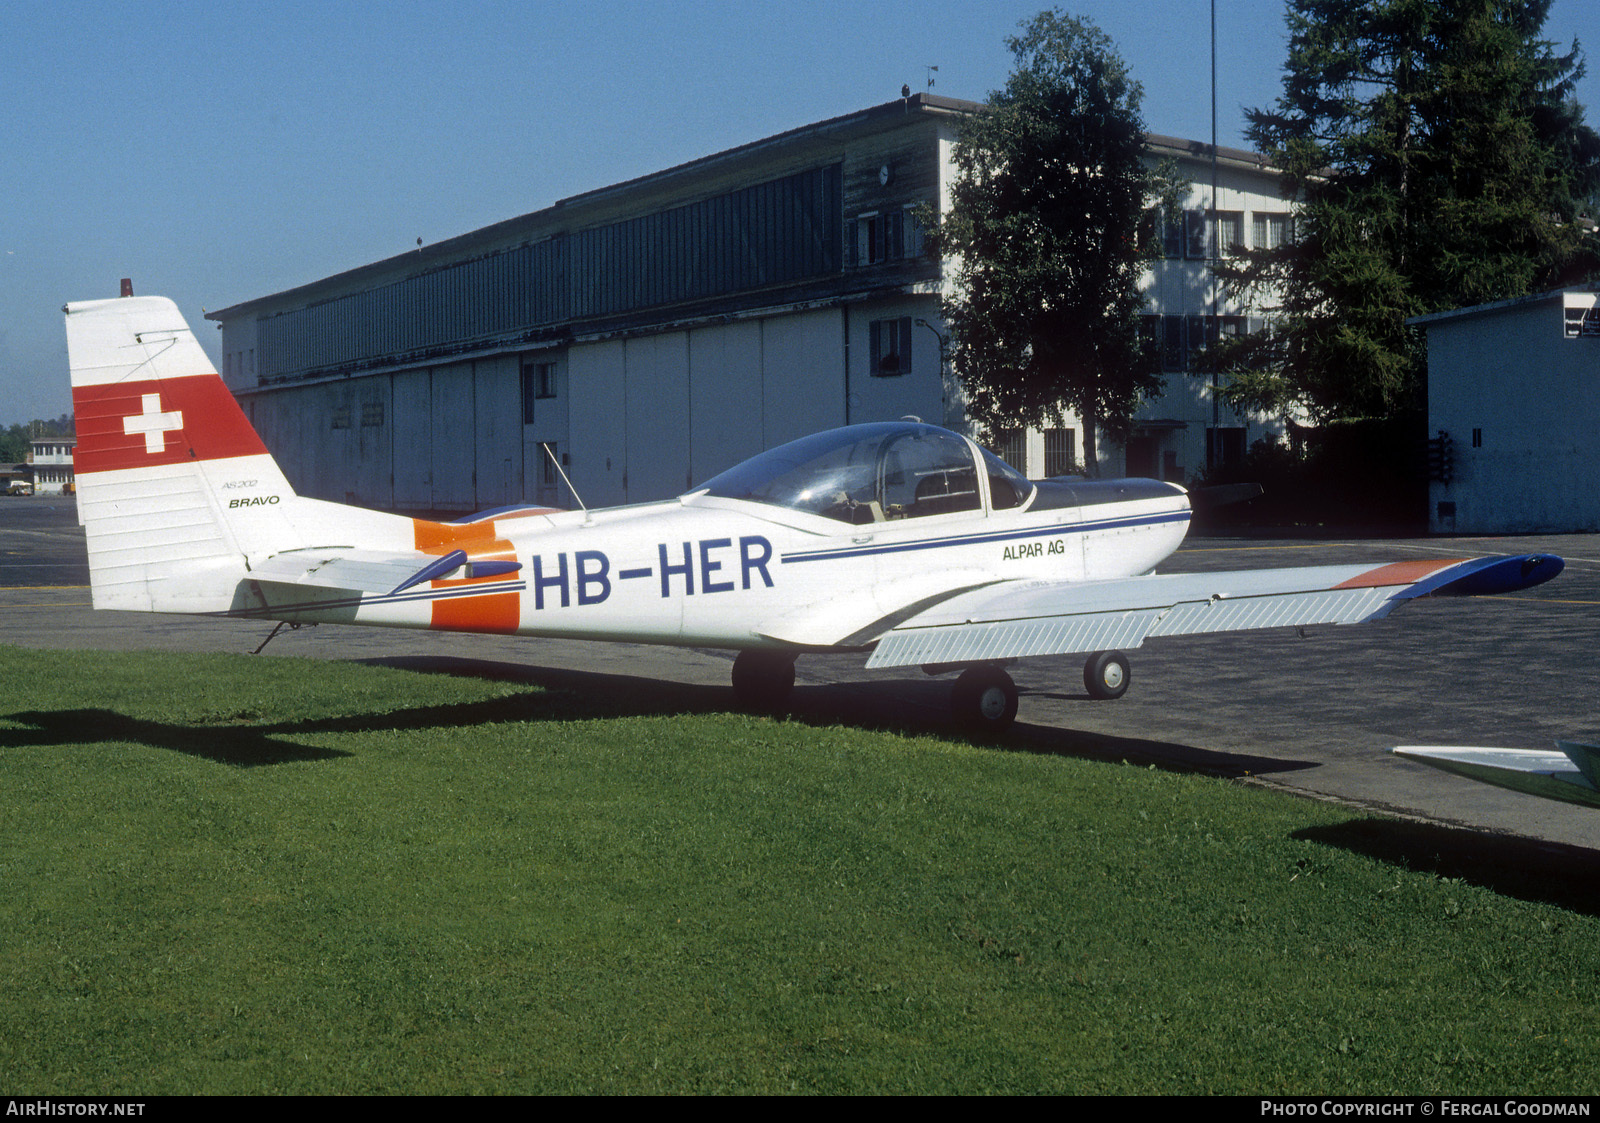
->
123 393 183 453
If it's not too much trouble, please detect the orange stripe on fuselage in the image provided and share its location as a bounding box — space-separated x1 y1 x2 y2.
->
1333 558 1468 589
413 518 521 634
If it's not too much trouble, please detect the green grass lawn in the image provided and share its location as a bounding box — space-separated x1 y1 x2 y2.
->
1 646 1595 1094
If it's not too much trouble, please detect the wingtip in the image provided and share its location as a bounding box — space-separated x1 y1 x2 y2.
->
1391 553 1564 600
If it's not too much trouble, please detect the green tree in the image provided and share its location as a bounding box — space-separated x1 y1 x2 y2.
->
932 9 1184 474
1218 0 1600 422
0 416 75 464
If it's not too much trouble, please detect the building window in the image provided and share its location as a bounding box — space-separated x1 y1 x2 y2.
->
536 441 563 506
994 428 1026 473
1215 211 1244 257
870 317 913 377
1184 210 1209 259
1185 209 1244 258
1162 315 1187 371
1162 211 1185 258
361 401 385 427
904 207 927 258
1252 211 1291 250
1044 427 1076 477
521 359 557 424
848 208 921 267
330 407 352 430
1207 427 1246 470
1153 314 1248 372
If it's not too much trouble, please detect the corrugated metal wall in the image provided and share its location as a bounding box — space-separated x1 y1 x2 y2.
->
257 164 842 382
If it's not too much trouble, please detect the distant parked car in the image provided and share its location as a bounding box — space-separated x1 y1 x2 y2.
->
6 482 33 495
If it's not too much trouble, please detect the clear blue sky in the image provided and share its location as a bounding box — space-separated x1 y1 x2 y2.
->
3 0 1596 422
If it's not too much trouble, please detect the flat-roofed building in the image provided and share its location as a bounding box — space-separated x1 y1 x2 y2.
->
208 94 1293 512
1414 290 1600 534
27 436 75 495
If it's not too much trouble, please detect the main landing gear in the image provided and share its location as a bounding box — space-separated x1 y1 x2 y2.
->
951 665 1019 734
731 649 796 712
948 649 1132 735
730 647 1132 734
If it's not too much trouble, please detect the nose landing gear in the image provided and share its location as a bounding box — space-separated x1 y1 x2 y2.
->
1083 650 1131 700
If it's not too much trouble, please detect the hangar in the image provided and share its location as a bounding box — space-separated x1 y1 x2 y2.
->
1416 288 1600 534
207 93 1295 513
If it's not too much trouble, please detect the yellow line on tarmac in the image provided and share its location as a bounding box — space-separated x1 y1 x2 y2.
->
1177 542 1355 554
1500 597 1600 606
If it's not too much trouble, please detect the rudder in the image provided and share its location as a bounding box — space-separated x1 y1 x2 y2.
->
65 296 297 612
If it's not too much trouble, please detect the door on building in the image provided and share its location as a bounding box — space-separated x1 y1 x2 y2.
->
1125 436 1158 479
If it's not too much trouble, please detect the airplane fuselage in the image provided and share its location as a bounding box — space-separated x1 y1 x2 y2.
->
244 484 1192 652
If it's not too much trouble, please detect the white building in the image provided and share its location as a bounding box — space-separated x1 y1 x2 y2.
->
208 94 1292 513
27 437 75 494
1413 289 1600 534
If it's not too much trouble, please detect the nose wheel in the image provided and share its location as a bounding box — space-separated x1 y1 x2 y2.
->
1083 650 1131 700
952 665 1019 734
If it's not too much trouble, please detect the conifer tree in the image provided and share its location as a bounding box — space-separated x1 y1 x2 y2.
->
1218 0 1600 422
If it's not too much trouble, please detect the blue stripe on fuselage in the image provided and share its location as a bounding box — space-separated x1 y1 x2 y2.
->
779 509 1190 565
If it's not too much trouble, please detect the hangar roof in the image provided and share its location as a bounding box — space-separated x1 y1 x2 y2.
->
207 93 1283 325
208 93 976 322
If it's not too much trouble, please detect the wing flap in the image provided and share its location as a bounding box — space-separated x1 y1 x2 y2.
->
871 610 1164 667
865 555 1559 669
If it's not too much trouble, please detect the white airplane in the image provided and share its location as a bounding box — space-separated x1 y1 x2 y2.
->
65 295 1564 732
1393 743 1600 809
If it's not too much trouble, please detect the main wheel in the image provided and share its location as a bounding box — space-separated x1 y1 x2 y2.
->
1083 650 1131 700
731 649 796 712
951 665 1018 734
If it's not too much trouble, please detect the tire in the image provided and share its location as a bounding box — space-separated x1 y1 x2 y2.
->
952 665 1018 734
731 649 796 712
1083 650 1131 700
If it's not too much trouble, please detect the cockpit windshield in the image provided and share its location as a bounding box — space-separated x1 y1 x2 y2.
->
695 422 1033 524
981 446 1035 510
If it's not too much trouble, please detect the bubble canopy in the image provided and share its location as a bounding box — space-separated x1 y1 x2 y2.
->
692 421 1035 524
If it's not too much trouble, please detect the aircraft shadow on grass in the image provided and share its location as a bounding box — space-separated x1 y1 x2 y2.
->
0 652 1317 778
1296 818 1600 919
0 707 352 766
359 653 1322 780
10 661 1590 913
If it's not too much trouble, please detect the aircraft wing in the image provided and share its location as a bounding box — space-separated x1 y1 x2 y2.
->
248 547 521 596
1393 743 1600 809
865 554 1562 668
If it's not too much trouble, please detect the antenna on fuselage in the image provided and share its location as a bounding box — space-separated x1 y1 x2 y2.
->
541 441 587 511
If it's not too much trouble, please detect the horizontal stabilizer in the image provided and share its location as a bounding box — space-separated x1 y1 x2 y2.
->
1393 743 1600 809
1187 482 1264 511
250 547 521 596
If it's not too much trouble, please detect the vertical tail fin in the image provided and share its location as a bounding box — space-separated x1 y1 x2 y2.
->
66 296 298 611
